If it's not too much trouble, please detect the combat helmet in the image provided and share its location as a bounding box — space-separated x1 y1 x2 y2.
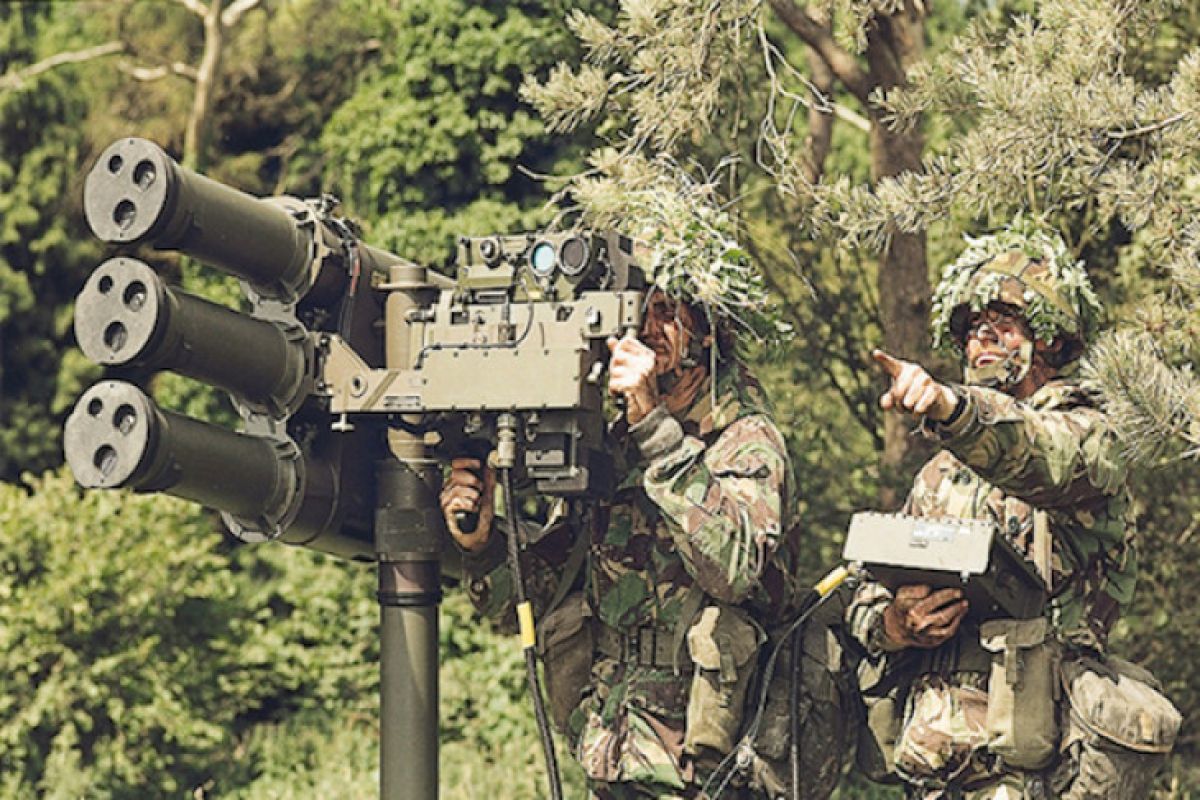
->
931 219 1103 387
577 152 790 354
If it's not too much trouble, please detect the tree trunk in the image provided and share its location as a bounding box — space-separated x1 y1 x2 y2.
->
865 4 931 506
805 43 835 184
184 0 223 172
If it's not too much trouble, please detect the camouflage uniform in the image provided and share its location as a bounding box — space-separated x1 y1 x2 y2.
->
848 367 1137 798
848 230 1156 799
462 358 806 798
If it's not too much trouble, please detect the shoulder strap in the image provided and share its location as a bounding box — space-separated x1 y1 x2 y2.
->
1032 509 1053 587
545 529 589 617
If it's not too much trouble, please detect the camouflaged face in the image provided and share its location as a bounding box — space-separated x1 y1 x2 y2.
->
931 223 1103 360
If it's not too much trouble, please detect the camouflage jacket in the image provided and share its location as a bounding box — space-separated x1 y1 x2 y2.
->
461 359 800 789
848 370 1136 655
846 370 1137 788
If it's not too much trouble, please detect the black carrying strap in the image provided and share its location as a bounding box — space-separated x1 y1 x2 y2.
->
544 523 589 618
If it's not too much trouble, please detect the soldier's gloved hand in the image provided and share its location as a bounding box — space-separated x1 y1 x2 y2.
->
872 349 959 421
440 457 496 553
607 334 661 425
881 585 969 649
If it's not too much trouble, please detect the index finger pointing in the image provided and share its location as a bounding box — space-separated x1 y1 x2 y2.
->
872 349 904 378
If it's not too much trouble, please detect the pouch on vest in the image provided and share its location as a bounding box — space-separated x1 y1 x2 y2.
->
979 616 1060 769
1054 654 1181 799
684 604 764 755
536 591 593 733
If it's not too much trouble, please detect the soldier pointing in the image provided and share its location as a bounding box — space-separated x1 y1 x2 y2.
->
848 219 1180 799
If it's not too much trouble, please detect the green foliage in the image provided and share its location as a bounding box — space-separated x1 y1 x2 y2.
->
4 0 1200 796
1111 460 1200 792
319 0 596 266
440 591 586 797
0 469 385 798
216 711 379 799
0 7 102 481
522 0 759 152
0 471 247 796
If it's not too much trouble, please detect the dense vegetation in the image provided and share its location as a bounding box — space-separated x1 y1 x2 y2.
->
0 0 1196 797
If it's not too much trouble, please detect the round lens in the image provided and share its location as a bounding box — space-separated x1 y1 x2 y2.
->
529 241 557 277
558 236 590 276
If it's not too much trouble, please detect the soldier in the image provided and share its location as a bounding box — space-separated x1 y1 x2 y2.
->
848 221 1179 798
440 277 850 798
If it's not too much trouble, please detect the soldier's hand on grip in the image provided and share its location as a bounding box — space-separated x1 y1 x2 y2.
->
872 349 959 421
607 334 660 425
440 457 496 553
882 585 969 649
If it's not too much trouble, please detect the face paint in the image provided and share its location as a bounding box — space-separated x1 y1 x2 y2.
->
963 339 1035 389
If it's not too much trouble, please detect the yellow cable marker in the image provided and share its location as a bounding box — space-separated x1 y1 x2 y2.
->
815 565 850 598
517 601 537 650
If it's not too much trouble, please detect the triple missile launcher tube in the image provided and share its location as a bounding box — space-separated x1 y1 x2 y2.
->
63 381 371 559
83 137 404 303
74 257 309 416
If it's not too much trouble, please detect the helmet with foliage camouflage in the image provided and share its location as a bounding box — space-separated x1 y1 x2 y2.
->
931 220 1103 382
574 151 790 353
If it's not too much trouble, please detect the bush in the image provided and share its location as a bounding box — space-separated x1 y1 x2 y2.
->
0 469 378 798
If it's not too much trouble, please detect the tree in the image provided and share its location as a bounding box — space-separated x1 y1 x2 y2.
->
318 0 604 267
796 0 1199 466
522 0 958 500
0 5 103 482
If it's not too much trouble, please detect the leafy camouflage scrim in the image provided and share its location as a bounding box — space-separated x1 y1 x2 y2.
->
846 370 1138 794
930 218 1104 355
462 357 801 794
569 151 793 347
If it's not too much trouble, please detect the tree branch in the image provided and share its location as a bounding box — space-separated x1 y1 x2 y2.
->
765 0 871 103
1107 112 1189 141
0 41 126 91
833 103 871 132
220 0 263 28
174 0 209 18
117 60 199 82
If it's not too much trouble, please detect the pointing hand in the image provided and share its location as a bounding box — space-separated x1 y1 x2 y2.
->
872 349 958 421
